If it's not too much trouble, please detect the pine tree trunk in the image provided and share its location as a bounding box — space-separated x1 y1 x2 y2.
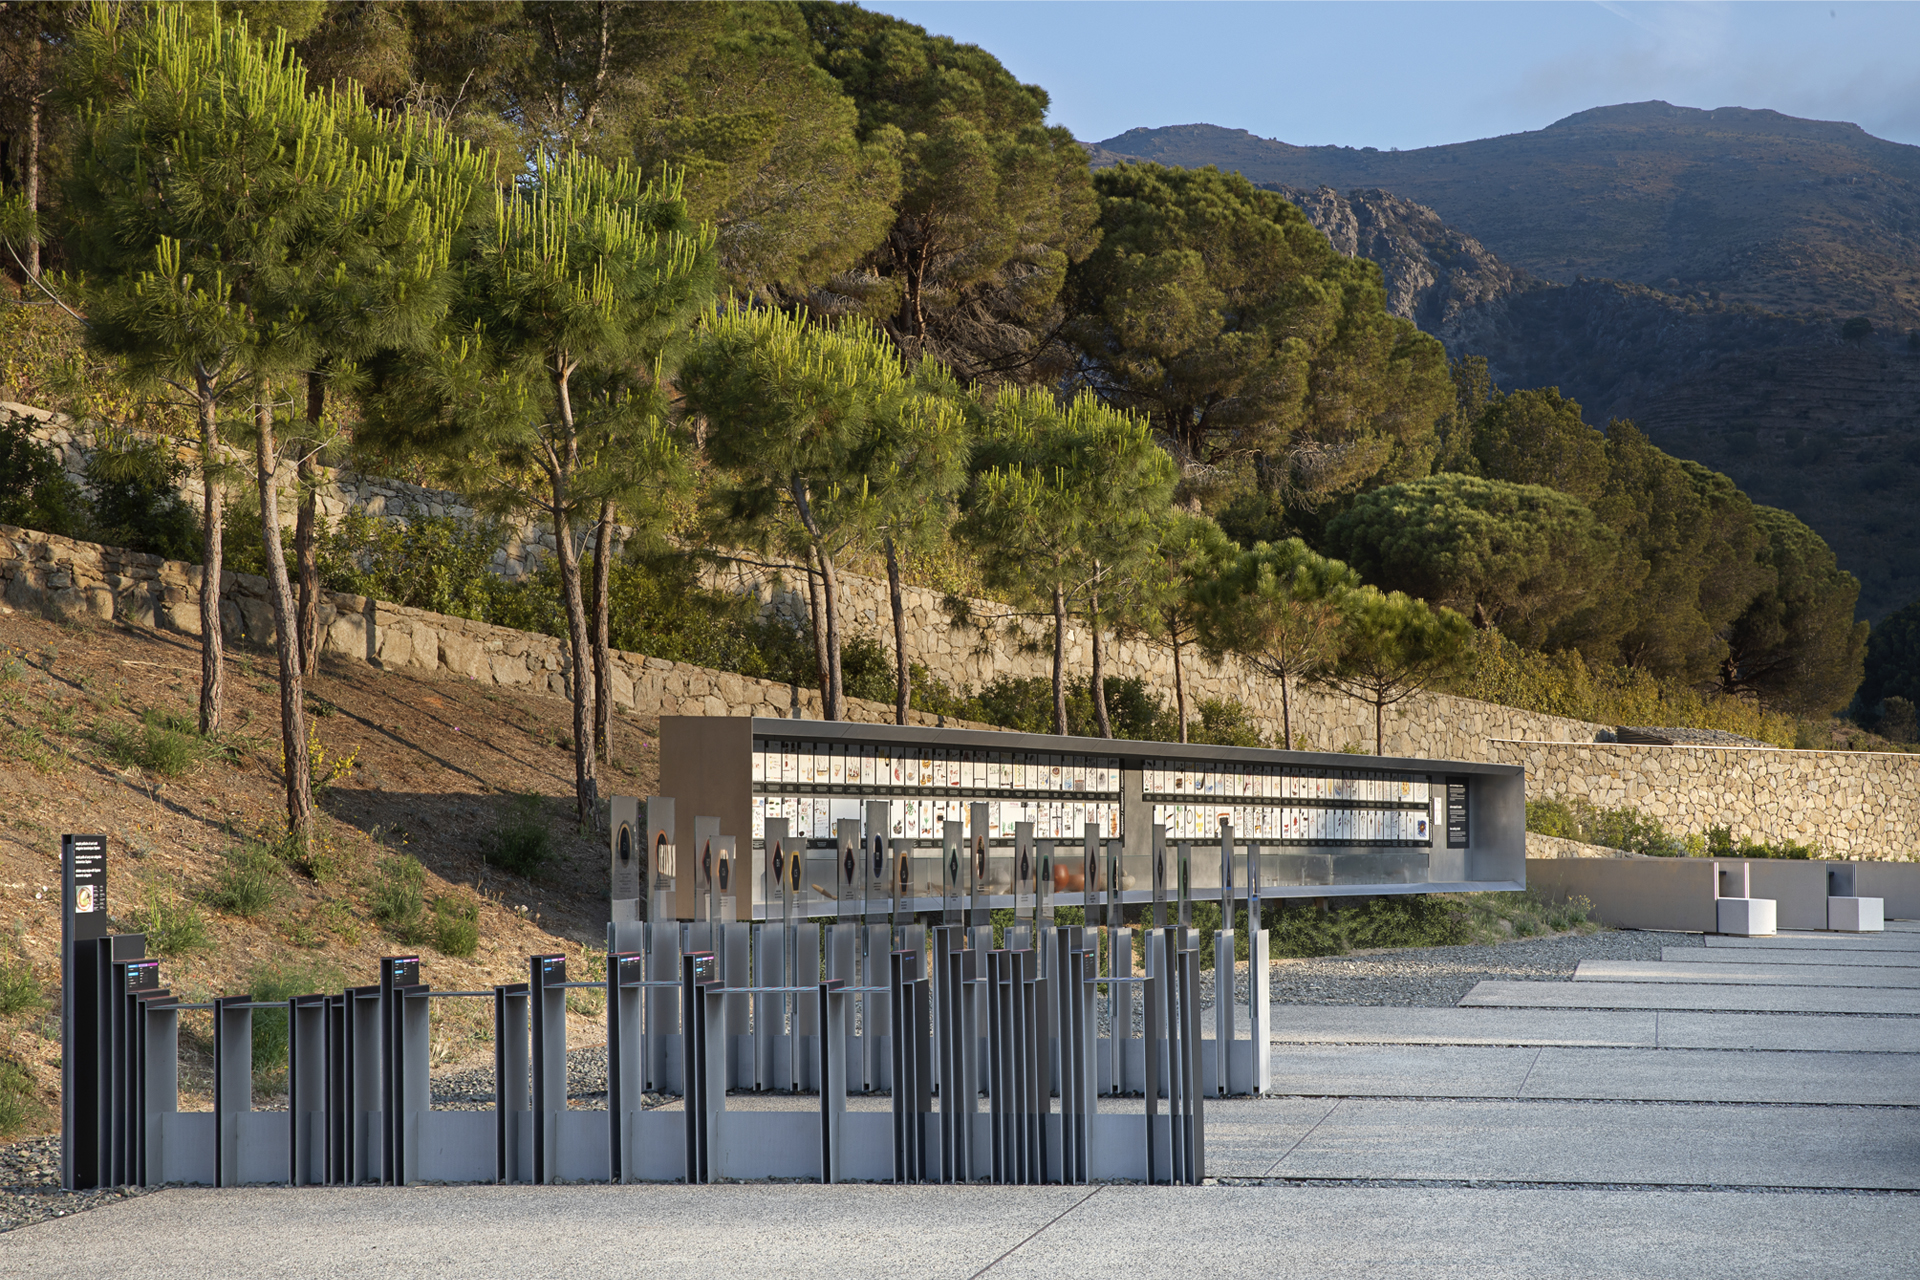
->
1278 672 1292 752
1172 626 1189 745
805 546 828 701
256 393 313 842
791 477 842 720
553 499 598 827
23 80 40 281
295 373 323 678
590 499 614 767
886 535 908 726
552 371 597 828
195 373 225 735
1052 582 1068 736
1090 583 1111 738
1374 695 1385 756
819 549 845 721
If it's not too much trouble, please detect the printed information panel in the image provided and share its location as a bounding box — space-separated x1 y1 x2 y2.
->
658 717 1525 920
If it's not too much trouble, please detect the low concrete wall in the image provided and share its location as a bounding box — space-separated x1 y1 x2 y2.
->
1744 861 1830 932
1526 858 1719 933
1859 863 1920 921
1529 856 1920 932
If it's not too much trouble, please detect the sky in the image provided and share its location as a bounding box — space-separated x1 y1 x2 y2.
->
860 2 1920 152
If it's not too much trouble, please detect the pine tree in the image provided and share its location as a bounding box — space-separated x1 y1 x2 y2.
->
680 307 910 720
1197 540 1359 750
957 389 1176 734
369 152 714 825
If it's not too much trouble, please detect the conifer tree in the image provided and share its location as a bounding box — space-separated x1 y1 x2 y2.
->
371 152 713 825
1325 588 1474 755
681 308 910 720
957 390 1176 734
1198 540 1359 750
62 8 483 842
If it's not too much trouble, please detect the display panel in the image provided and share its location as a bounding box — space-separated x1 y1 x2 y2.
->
655 716 1525 921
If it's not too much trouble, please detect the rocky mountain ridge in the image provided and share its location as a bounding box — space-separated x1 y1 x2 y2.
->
1094 103 1920 330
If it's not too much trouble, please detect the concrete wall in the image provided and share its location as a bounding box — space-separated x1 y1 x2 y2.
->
1526 858 1720 933
1529 856 1920 931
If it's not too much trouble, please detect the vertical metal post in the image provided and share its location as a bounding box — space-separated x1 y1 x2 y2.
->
608 952 643 1183
213 994 252 1188
494 983 530 1184
528 954 565 1184
818 980 846 1184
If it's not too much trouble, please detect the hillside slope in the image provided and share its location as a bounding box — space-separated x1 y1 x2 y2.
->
0 605 658 1134
1095 103 1920 329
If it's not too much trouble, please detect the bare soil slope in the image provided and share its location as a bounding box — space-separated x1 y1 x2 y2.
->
0 604 662 1133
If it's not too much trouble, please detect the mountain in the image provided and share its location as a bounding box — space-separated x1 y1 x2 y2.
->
1092 106 1920 620
1094 104 1920 330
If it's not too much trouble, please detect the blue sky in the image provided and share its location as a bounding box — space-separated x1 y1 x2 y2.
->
860 2 1920 151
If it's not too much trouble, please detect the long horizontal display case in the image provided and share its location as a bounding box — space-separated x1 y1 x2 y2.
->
656 716 1525 921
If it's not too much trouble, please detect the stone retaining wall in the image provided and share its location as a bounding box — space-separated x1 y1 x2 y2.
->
5 401 564 580
705 555 1610 757
0 524 986 731
9 398 1607 754
1492 739 1920 861
6 522 1919 858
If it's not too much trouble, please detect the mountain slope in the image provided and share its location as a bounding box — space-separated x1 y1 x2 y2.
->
1095 104 1920 330
1267 184 1919 621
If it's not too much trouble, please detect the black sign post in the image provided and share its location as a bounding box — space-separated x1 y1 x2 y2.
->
1446 777 1470 850
62 834 108 1191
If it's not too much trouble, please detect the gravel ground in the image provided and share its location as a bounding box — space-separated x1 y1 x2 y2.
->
1262 928 1706 1008
0 1135 159 1235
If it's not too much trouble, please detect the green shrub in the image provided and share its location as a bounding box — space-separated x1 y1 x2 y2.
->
1525 798 1578 839
1263 895 1469 958
1453 889 1597 941
132 878 211 958
0 414 90 538
1705 825 1820 860
484 793 552 877
209 841 287 919
371 856 428 942
0 952 44 1017
431 895 481 959
0 1056 41 1139
1189 698 1268 748
83 430 201 560
247 958 344 1077
103 708 211 777
1525 795 1688 856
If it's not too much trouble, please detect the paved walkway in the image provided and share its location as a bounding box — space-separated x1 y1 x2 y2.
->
5 921 1916 1277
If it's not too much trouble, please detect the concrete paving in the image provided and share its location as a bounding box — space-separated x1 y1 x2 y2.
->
1662 944 1920 967
1651 1010 1920 1052
4 1183 1915 1280
1268 1005 1661 1047
1264 1044 1920 1104
1460 979 1920 1014
1576 960 1920 987
1262 1097 1920 1188
1268 1004 1920 1050
1705 932 1920 952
